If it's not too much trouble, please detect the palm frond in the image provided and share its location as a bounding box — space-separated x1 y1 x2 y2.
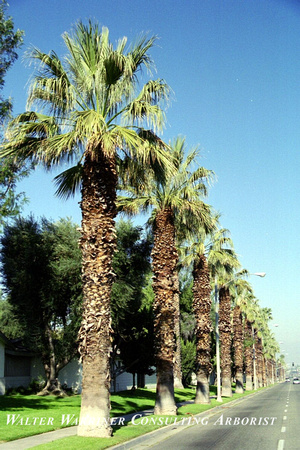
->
117 195 153 216
54 163 83 199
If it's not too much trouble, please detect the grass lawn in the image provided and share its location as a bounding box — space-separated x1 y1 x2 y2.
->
0 385 263 448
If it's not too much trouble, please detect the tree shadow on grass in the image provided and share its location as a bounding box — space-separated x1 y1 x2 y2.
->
111 389 156 414
0 395 81 411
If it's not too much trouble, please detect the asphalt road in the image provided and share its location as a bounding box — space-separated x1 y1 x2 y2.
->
123 382 298 450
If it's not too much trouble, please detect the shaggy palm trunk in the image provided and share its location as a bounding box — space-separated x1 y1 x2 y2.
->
265 360 269 385
262 356 266 387
192 255 212 404
152 208 178 415
173 272 183 389
77 153 117 438
219 287 232 397
244 319 253 391
267 360 272 384
256 337 263 388
233 306 244 393
271 359 276 384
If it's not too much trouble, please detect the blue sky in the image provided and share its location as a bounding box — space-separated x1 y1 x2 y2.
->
3 0 300 365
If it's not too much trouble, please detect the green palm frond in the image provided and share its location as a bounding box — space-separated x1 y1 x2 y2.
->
1 21 170 200
117 194 152 216
54 163 83 199
26 48 74 113
119 135 216 250
122 80 169 131
128 33 156 73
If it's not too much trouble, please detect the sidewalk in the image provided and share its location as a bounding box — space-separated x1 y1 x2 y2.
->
0 393 263 450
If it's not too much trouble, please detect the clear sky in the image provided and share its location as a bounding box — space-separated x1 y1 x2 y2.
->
3 0 300 366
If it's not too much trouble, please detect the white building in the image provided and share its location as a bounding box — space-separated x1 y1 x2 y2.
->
0 332 156 395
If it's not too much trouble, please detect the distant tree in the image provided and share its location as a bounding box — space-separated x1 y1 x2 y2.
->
0 2 29 225
0 216 82 394
110 220 154 388
0 0 24 123
181 339 196 386
0 295 23 339
0 158 31 227
179 274 193 314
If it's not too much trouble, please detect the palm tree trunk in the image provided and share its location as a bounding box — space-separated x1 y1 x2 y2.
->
233 305 244 393
256 337 263 388
152 208 178 415
173 272 184 389
244 319 253 390
77 152 117 438
192 254 212 404
219 286 232 397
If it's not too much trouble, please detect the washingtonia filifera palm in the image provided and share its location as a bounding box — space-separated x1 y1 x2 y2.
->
263 331 279 385
232 279 253 393
119 136 214 415
180 222 236 404
255 307 273 387
243 297 260 390
214 250 241 398
0 21 171 437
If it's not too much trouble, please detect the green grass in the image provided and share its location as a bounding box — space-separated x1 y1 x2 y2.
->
0 385 266 448
0 394 81 442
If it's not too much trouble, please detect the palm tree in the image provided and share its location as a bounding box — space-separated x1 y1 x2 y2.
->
181 225 237 404
232 280 253 393
263 331 279 385
243 297 260 390
191 251 212 404
173 272 184 389
255 307 274 387
119 136 214 414
232 296 244 393
218 285 233 396
217 265 241 397
0 22 171 437
244 317 254 390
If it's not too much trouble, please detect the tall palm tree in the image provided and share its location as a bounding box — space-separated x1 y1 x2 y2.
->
181 238 213 405
232 296 244 393
243 297 260 390
263 331 279 385
217 265 241 397
244 317 254 390
218 285 233 396
255 307 274 387
173 272 184 389
181 226 237 404
232 280 253 393
119 136 214 414
0 22 171 437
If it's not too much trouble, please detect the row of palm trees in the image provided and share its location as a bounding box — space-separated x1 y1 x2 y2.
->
0 22 279 438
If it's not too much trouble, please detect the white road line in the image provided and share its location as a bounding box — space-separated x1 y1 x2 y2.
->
283 416 287 420
284 409 287 412
278 439 285 450
281 426 286 433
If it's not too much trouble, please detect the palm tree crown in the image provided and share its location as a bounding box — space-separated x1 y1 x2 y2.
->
1 21 170 188
119 136 214 227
